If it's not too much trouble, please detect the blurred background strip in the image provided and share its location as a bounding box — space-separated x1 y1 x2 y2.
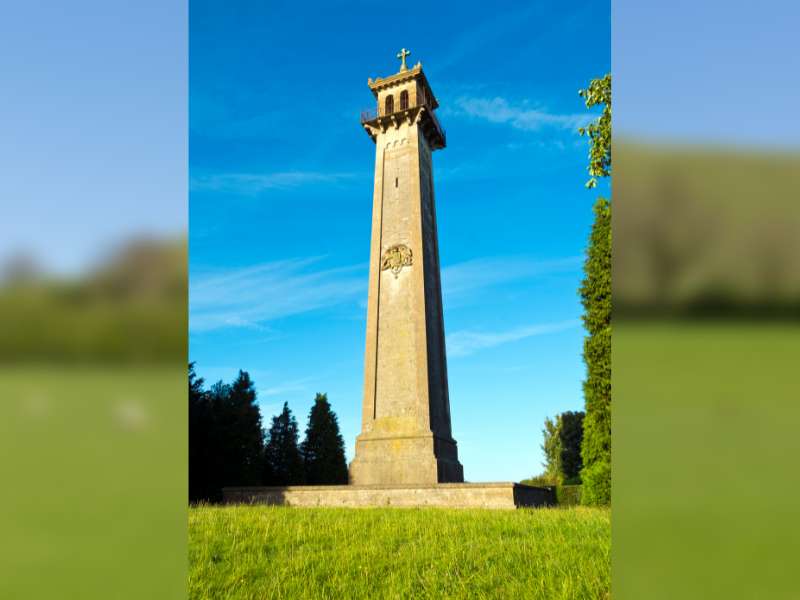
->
614 1 800 598
0 2 187 599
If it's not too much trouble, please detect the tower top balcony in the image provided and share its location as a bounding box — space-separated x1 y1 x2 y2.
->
361 53 446 150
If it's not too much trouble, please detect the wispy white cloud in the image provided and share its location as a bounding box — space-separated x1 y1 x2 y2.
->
447 319 581 358
191 255 580 333
442 256 582 298
190 257 367 332
190 171 357 195
451 96 592 132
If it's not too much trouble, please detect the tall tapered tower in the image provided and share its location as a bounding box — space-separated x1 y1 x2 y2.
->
349 50 464 485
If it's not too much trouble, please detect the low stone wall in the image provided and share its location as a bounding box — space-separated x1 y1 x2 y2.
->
223 482 555 510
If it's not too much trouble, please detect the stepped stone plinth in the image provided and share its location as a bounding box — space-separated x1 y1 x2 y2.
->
223 483 555 510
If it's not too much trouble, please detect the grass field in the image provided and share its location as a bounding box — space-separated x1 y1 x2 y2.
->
189 505 610 599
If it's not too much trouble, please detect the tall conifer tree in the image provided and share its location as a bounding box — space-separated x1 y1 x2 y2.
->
264 402 304 485
225 371 265 486
578 74 611 504
188 366 265 502
301 393 348 484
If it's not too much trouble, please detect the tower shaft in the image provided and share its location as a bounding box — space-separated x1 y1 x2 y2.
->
349 63 463 485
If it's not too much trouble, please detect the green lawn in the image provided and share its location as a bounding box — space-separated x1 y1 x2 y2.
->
189 505 610 599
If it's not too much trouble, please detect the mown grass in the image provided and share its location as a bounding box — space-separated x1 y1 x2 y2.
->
189 505 610 599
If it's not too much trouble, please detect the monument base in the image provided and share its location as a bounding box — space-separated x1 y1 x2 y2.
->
222 482 554 510
349 432 464 485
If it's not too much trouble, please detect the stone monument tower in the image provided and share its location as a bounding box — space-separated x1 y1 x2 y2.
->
349 49 464 485
222 51 552 508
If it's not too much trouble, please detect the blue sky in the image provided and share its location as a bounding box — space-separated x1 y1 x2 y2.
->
189 0 610 481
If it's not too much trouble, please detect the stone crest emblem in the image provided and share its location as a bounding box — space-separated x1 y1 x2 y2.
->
380 244 413 278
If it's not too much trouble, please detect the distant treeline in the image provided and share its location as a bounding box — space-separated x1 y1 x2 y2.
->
189 364 348 503
615 144 800 318
0 238 186 362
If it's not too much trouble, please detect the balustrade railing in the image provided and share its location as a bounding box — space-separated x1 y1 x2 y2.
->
427 109 446 145
360 107 378 122
360 102 446 145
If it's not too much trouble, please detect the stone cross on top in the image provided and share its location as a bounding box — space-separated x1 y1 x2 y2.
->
396 48 411 72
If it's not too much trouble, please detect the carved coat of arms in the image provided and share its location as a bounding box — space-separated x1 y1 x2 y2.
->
381 244 413 278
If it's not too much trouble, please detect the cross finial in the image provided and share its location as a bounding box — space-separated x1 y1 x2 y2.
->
396 48 411 72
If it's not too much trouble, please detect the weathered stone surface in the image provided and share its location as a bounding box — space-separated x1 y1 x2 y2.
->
223 483 555 510
352 60 463 485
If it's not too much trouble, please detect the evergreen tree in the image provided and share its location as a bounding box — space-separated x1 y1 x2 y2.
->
559 410 585 483
264 402 304 485
189 362 211 502
188 365 265 503
578 74 612 505
224 371 264 486
301 393 348 484
579 200 611 503
202 379 231 502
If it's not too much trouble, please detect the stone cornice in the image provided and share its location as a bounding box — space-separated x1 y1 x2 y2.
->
361 105 446 151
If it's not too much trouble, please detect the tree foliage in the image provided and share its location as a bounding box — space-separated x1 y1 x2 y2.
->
188 366 264 503
559 411 585 482
540 411 585 485
189 362 212 501
541 416 562 482
580 198 612 504
578 74 611 189
225 371 266 485
264 402 305 486
189 364 350 499
579 74 612 505
301 393 348 484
